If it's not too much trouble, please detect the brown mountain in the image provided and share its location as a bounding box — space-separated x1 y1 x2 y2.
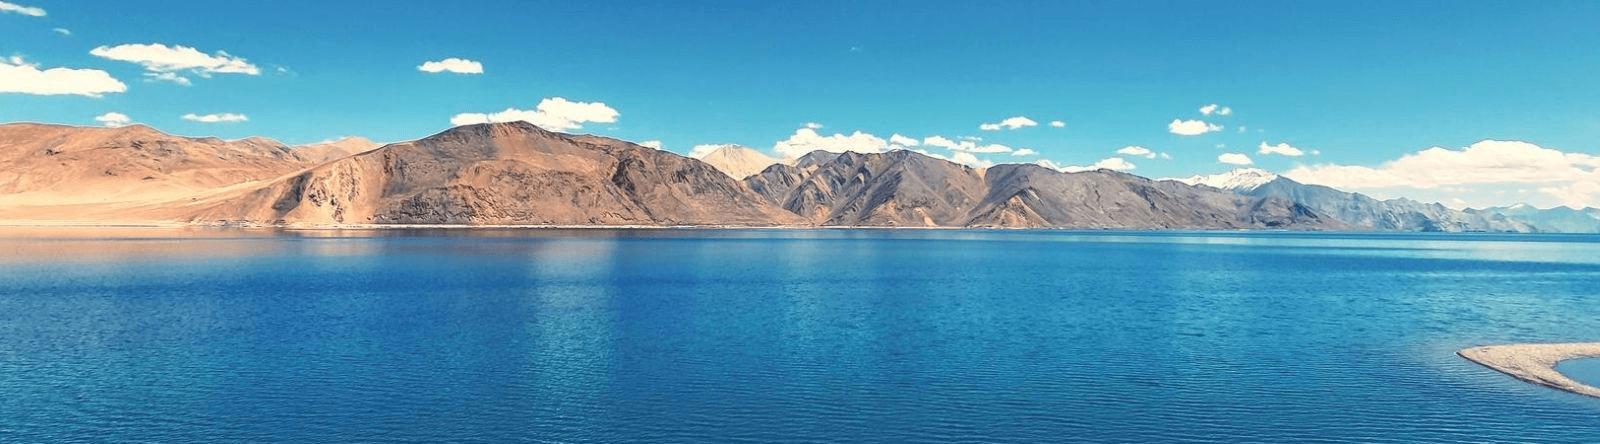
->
182 122 806 226
0 123 329 220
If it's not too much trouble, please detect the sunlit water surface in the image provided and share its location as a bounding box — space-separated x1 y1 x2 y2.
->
2 228 1599 442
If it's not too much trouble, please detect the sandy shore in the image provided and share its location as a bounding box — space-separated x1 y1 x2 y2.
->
1458 343 1600 398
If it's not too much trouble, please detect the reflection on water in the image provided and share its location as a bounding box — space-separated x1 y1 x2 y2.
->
2 228 1600 442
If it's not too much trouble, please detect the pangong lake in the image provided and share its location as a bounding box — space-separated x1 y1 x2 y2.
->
3 228 1599 442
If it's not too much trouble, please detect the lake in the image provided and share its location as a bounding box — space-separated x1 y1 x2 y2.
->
2 228 1598 442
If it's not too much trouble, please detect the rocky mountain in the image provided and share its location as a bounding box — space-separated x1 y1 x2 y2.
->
0 122 1576 232
745 150 1346 229
0 123 331 220
292 137 379 164
1230 175 1529 232
692 145 777 180
1468 204 1600 233
181 122 806 226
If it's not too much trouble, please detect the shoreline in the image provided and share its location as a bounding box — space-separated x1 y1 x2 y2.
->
1458 343 1600 398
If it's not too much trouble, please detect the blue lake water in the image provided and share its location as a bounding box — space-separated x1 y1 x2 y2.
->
2 228 1600 442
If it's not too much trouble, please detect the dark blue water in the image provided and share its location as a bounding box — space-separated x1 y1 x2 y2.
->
3 228 1600 443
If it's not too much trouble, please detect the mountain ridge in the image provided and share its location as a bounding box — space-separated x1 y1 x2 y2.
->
0 122 1567 231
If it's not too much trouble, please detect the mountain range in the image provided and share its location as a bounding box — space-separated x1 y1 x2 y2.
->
0 121 1592 232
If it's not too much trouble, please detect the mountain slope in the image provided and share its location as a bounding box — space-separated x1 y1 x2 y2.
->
745 150 987 226
180 122 805 226
1240 177 1530 232
693 145 777 180
0 123 332 220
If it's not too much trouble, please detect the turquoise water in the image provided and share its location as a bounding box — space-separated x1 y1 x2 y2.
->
2 228 1599 442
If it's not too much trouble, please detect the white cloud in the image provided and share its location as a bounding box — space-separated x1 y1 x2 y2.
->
1116 145 1157 159
772 127 888 159
923 135 961 150
952 151 995 168
968 143 1013 154
1200 104 1233 116
979 116 1038 131
889 133 919 148
94 112 131 127
418 57 482 74
803 122 823 129
89 43 260 85
1218 153 1253 165
1012 148 1038 157
1257 141 1305 157
182 112 248 123
913 149 949 161
1049 120 1065 128
1284 140 1600 208
0 1 44 16
1160 152 1173 160
52 27 70 36
1168 119 1222 136
147 71 191 86
639 140 662 150
0 56 126 97
449 97 619 131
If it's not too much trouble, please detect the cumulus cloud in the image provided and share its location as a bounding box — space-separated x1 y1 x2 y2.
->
0 56 127 97
1168 119 1222 136
979 116 1038 131
889 133 919 147
449 97 619 131
90 43 259 85
1284 140 1600 208
803 122 823 129
418 57 482 74
0 1 44 16
182 112 248 123
94 112 131 127
1200 104 1232 116
968 143 1013 154
1012 148 1038 157
772 127 888 159
1218 153 1253 165
638 140 662 150
1257 141 1305 157
1116 146 1157 159
1049 120 1065 128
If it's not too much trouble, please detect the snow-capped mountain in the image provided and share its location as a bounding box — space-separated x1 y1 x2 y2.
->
1167 168 1280 192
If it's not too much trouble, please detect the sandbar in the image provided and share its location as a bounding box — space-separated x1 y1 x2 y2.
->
1459 343 1600 398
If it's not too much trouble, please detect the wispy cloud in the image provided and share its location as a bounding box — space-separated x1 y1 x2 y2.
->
90 43 260 85
182 112 248 123
1257 141 1304 157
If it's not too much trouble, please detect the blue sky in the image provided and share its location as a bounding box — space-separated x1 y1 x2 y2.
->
3 1 1599 208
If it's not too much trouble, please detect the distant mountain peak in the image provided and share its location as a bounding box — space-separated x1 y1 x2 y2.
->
1169 168 1280 192
693 145 778 179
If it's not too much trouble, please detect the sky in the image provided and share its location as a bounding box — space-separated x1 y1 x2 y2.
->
3 1 1599 209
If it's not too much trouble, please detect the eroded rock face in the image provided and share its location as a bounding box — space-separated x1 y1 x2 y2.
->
188 122 805 226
